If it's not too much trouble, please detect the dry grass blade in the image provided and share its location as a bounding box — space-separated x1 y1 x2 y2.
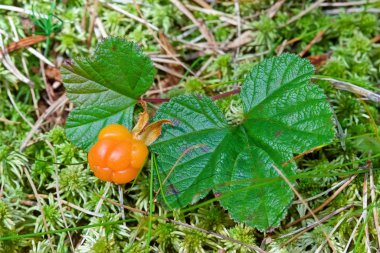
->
362 172 371 253
286 0 326 25
324 7 380 15
369 161 380 248
233 0 241 60
0 118 19 124
104 2 159 31
26 194 103 217
170 0 217 51
191 0 212 9
118 185 126 224
7 16 40 117
271 164 337 253
280 204 353 243
344 213 364 252
0 35 47 55
0 4 48 18
315 216 347 253
22 166 56 253
95 17 108 38
267 0 286 18
320 0 379 7
78 182 111 248
154 63 185 79
312 76 380 103
20 94 68 151
6 85 34 128
130 0 196 76
186 4 239 26
45 140 75 252
0 33 34 86
292 177 351 204
285 173 357 228
276 39 288 55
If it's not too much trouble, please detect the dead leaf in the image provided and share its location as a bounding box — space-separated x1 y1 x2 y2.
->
132 101 149 135
132 101 173 145
135 119 173 146
0 35 47 55
307 53 330 68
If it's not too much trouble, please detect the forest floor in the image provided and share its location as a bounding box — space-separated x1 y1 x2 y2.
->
1 0 380 252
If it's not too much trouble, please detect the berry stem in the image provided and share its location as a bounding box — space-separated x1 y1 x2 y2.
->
139 87 241 103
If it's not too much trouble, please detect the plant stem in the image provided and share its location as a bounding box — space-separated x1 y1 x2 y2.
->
146 154 154 253
140 87 241 103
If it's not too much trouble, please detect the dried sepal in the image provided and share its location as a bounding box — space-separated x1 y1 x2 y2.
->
132 101 173 146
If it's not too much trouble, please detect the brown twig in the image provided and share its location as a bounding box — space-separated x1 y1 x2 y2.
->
299 30 325 57
86 0 99 46
81 0 89 30
282 145 325 167
211 87 241 100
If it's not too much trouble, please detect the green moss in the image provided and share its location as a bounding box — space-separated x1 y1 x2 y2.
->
1 1 380 252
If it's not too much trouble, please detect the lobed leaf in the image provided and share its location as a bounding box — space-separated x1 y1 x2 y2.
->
152 54 335 230
62 37 154 151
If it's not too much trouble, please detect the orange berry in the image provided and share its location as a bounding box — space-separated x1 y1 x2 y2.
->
106 141 132 171
88 138 118 168
88 124 149 184
98 124 132 141
112 168 140 184
130 140 149 169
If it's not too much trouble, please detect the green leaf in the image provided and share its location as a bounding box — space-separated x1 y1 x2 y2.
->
151 95 230 207
152 54 335 231
62 37 154 151
241 53 334 153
